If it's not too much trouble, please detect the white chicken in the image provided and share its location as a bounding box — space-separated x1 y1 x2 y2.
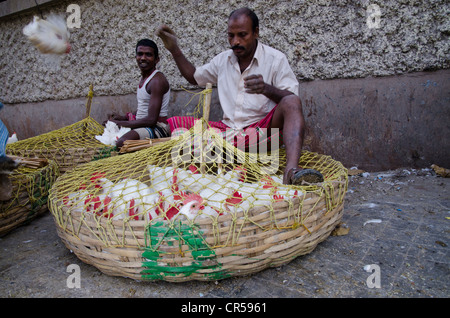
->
6 132 18 144
84 194 113 218
23 15 71 55
221 165 247 183
95 121 131 146
179 165 246 194
142 192 163 221
148 165 178 205
62 186 90 213
65 163 305 224
143 191 205 221
175 193 206 221
145 164 304 220
89 172 115 195
200 205 223 219
228 182 260 212
171 166 214 193
108 178 153 220
257 174 303 203
198 185 232 211
182 172 217 193
62 183 112 216
147 164 249 216
218 173 301 212
275 187 302 201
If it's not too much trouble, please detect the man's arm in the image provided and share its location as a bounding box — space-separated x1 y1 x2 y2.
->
243 74 294 104
156 25 198 85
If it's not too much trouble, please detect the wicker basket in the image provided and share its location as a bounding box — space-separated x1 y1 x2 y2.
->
0 160 59 237
9 144 117 174
49 151 348 282
6 117 117 174
7 86 117 174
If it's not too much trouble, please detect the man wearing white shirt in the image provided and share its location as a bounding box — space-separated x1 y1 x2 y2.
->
157 7 323 185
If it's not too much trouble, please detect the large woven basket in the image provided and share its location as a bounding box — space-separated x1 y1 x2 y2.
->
49 133 348 281
0 160 59 237
6 116 117 174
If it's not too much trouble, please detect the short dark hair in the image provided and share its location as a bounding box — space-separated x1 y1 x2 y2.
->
229 7 259 32
135 39 159 58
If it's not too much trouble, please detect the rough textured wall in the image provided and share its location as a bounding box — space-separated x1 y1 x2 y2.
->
0 0 448 104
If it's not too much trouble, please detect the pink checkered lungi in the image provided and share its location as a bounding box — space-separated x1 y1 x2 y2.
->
167 106 282 150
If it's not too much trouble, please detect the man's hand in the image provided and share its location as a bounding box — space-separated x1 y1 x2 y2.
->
156 24 198 85
245 74 295 103
103 113 125 126
156 25 178 53
244 74 266 94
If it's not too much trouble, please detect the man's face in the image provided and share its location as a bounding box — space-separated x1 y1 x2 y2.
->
227 14 259 61
136 46 159 73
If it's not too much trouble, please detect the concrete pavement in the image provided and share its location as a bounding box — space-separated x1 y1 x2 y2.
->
0 167 448 299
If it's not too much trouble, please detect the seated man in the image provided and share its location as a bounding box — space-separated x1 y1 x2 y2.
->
157 7 323 184
107 39 171 148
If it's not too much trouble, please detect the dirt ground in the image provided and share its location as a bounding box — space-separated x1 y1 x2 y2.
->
0 167 448 299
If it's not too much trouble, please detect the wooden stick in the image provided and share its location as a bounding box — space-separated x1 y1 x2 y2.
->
8 155 48 169
85 84 94 119
119 137 175 154
201 84 212 174
203 83 212 122
81 84 94 136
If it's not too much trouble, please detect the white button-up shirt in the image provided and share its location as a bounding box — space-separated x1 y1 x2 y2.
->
194 41 299 130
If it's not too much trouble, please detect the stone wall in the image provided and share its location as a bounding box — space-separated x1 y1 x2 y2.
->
1 0 448 103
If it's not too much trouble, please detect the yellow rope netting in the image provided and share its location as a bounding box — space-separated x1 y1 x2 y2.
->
180 85 213 118
2 85 115 236
49 87 348 251
6 116 116 174
6 85 116 174
0 161 59 236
